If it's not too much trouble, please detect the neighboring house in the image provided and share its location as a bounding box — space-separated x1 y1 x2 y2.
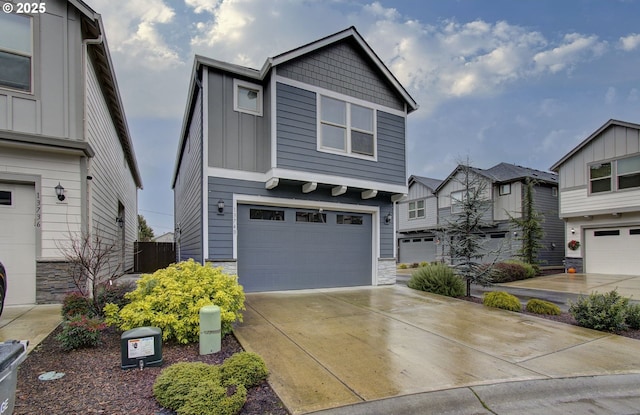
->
396 175 442 263
153 232 175 243
551 119 640 274
0 0 142 304
398 162 563 266
172 27 418 292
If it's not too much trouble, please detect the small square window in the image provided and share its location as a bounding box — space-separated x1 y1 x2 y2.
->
408 200 425 219
499 183 511 195
233 79 263 116
0 190 11 206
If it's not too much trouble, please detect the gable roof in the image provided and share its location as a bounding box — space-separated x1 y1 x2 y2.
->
409 175 443 192
550 119 640 172
70 0 143 189
435 162 557 192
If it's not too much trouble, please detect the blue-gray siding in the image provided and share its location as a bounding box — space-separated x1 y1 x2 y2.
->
175 89 204 263
276 82 406 185
277 40 405 111
237 204 372 291
207 176 394 260
531 184 564 266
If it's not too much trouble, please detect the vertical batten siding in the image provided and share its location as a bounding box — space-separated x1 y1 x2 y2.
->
175 89 204 263
207 177 394 260
277 41 404 111
534 185 564 266
86 56 137 271
276 82 406 185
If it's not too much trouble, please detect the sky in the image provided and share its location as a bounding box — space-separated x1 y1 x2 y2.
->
87 0 640 236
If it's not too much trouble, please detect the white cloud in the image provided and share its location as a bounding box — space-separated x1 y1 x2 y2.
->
533 33 607 74
618 33 640 51
605 87 617 105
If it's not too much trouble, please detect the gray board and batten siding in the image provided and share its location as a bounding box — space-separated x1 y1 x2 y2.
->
531 184 564 266
276 82 406 185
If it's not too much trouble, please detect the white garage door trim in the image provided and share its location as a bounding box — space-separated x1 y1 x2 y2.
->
232 194 380 284
585 226 640 275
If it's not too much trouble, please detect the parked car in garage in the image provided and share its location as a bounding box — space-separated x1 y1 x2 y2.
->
0 261 5 317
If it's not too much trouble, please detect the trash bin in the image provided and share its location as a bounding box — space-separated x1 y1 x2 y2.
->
0 340 28 415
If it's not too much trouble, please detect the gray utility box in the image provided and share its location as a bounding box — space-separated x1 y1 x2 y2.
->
120 327 163 370
0 340 28 415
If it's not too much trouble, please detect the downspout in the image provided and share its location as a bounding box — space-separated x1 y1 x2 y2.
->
81 33 103 235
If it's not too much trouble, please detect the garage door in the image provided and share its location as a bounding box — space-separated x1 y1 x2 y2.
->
0 183 36 304
585 227 640 275
237 205 372 292
399 237 437 263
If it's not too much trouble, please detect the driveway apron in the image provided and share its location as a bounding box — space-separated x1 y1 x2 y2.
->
233 285 640 415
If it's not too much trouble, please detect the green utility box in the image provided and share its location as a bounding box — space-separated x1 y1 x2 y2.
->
120 327 163 369
200 305 221 355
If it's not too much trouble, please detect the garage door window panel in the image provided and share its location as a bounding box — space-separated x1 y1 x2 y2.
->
590 163 611 193
337 215 363 225
296 211 326 223
250 209 284 221
617 155 640 190
594 230 620 236
0 191 11 206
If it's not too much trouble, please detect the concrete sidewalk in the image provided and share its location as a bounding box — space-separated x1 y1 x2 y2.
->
0 304 62 353
234 285 640 414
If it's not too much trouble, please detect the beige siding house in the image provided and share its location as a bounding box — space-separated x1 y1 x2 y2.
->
551 119 640 274
0 0 142 304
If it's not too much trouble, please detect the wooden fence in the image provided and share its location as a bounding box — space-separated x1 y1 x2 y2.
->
134 242 176 273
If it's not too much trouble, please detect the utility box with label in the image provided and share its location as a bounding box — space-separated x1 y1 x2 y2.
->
200 305 221 355
0 340 28 415
120 327 163 370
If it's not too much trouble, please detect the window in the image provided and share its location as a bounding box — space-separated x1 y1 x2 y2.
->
0 13 32 92
499 183 511 195
233 79 263 116
319 95 375 158
590 162 611 193
408 200 425 219
296 211 326 223
630 229 640 235
552 187 558 197
337 215 363 225
617 155 640 190
490 233 506 239
0 190 11 206
450 190 469 214
250 209 284 221
594 230 620 236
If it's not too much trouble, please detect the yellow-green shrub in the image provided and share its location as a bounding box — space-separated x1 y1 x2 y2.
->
398 263 408 269
219 352 269 388
104 259 245 343
483 291 521 312
153 362 220 410
526 299 561 315
177 380 247 415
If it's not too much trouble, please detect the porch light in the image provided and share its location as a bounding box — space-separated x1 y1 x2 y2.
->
217 199 225 214
385 212 392 224
116 216 124 228
570 227 575 235
55 183 65 201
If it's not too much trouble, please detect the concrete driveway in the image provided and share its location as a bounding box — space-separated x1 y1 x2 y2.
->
234 285 640 414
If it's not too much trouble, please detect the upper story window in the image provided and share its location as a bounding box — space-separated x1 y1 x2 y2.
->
319 94 375 159
589 155 640 194
450 189 469 214
234 79 263 116
590 162 611 193
408 200 425 219
617 155 640 190
0 12 32 93
499 183 511 195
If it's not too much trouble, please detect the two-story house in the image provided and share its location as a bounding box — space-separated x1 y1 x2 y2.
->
172 27 418 292
398 162 563 266
551 119 640 274
0 0 142 305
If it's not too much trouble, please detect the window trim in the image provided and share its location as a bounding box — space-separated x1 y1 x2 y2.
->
0 12 33 94
408 200 425 220
233 79 263 116
317 92 377 161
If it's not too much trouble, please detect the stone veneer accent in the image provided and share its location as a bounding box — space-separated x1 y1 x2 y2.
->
564 257 584 273
207 259 238 277
377 258 397 285
36 260 76 304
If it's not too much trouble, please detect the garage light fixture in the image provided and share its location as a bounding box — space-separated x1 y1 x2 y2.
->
385 212 392 224
55 183 65 201
570 227 575 234
116 216 124 228
217 199 225 214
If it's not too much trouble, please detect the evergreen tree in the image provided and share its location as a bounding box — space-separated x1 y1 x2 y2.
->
138 214 155 242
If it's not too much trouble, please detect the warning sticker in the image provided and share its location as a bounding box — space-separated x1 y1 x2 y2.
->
127 337 155 359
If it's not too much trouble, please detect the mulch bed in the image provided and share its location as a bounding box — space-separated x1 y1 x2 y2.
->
14 326 289 415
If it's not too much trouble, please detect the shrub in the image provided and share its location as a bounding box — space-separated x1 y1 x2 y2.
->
178 380 247 415
410 262 420 268
626 303 640 330
104 259 245 343
491 260 535 283
219 352 269 388
569 290 629 332
525 299 561 315
398 263 408 269
419 261 428 268
95 280 136 314
56 315 107 351
407 263 465 297
153 362 220 410
61 291 93 318
483 291 522 312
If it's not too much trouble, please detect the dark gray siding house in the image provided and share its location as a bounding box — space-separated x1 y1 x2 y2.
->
172 27 418 292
